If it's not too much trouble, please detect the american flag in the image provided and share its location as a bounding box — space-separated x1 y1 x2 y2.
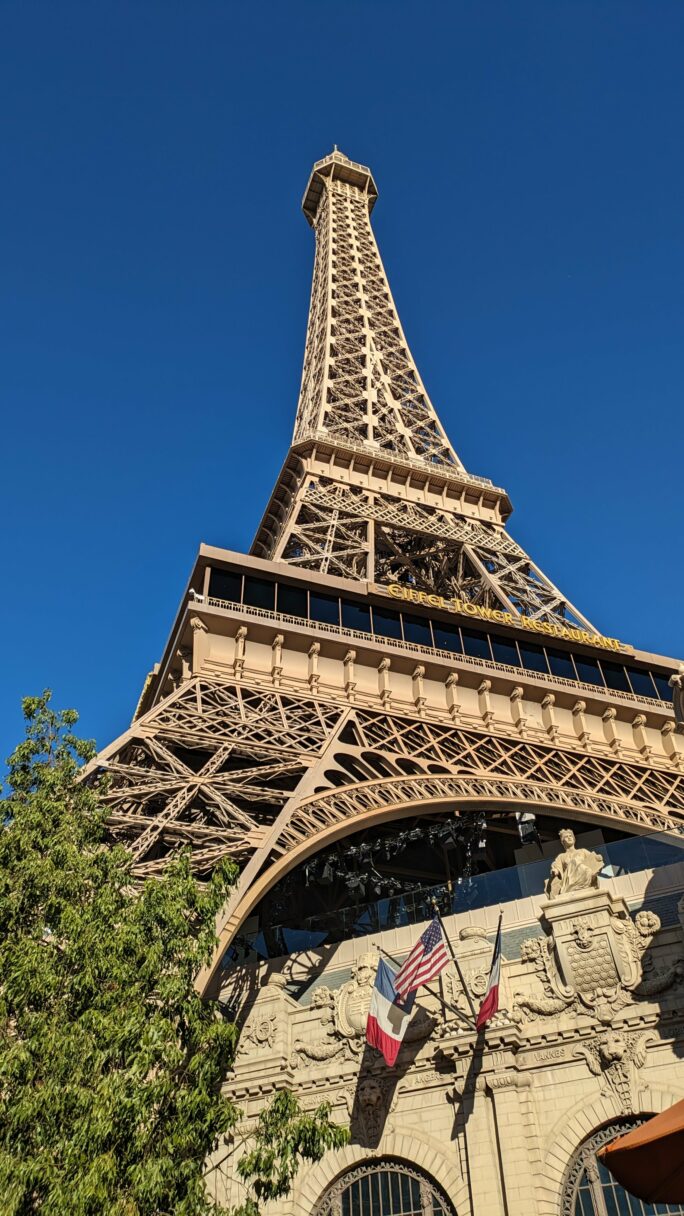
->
394 915 450 1001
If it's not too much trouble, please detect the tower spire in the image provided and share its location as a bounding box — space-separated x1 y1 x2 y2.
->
253 151 595 632
296 149 462 468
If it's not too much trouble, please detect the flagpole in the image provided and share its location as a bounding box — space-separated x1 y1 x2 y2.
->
430 898 478 1024
480 908 504 1035
374 943 474 1031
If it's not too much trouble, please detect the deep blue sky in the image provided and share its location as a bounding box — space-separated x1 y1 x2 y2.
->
1 1 682 758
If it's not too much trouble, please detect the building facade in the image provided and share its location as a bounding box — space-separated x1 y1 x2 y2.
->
91 151 684 1216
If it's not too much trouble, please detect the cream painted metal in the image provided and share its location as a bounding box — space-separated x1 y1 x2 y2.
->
87 150 684 1214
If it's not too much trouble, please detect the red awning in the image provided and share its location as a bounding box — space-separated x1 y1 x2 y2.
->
598 1100 684 1203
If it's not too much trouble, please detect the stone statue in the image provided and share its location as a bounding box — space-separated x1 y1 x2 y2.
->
670 665 684 727
545 828 603 900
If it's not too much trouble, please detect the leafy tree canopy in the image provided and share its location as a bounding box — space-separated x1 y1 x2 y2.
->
0 693 348 1215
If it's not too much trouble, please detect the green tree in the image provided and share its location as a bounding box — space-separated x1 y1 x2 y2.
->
0 693 348 1215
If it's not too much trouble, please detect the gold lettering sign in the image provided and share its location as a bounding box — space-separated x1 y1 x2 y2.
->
383 584 624 653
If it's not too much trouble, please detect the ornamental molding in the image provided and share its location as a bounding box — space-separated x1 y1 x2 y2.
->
512 883 683 1026
574 1029 656 1113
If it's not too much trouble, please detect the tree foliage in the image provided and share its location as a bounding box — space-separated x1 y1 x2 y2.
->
0 693 348 1215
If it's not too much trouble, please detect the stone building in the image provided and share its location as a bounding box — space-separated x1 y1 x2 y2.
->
90 150 684 1215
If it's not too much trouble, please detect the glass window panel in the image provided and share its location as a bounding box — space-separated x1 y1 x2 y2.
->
351 1178 361 1216
374 1174 382 1214
380 1170 391 1208
491 635 521 666
584 1187 596 1216
577 1183 595 1216
603 1182 620 1216
626 667 658 699
372 605 403 639
243 576 275 611
277 582 307 618
653 672 674 701
208 568 241 603
519 642 548 674
575 655 603 686
433 621 462 653
310 592 340 625
342 599 371 632
601 661 631 692
462 628 492 660
403 612 433 646
408 1176 422 1211
547 646 577 680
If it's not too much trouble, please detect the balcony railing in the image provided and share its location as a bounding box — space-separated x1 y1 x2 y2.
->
203 596 668 712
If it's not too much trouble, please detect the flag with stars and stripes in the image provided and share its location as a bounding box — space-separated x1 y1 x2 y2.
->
394 915 449 1001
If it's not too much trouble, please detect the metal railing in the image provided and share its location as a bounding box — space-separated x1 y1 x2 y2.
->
203 595 669 712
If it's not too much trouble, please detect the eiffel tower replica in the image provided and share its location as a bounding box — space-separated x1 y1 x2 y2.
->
90 149 682 996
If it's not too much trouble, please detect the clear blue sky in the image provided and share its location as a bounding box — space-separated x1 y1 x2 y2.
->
1 1 682 758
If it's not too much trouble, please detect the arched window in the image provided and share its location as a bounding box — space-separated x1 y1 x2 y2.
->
562 1119 684 1216
313 1159 456 1216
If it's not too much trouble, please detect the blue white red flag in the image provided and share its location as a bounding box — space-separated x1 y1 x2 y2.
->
366 958 415 1067
476 916 502 1030
394 915 449 1001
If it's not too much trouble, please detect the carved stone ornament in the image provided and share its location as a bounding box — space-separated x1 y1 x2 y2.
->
574 1029 655 1113
545 828 603 900
349 1074 400 1147
237 1012 277 1057
513 878 682 1025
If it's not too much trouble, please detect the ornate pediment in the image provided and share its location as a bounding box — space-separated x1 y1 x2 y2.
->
513 838 683 1025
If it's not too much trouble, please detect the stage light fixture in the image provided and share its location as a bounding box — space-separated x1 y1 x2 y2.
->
516 811 540 846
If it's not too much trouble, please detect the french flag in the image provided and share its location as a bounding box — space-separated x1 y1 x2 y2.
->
476 915 502 1030
366 959 415 1067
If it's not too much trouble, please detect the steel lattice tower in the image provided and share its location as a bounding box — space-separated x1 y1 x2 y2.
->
87 150 682 996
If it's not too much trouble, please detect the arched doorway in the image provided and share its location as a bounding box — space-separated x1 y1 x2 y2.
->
313 1159 457 1216
562 1119 684 1216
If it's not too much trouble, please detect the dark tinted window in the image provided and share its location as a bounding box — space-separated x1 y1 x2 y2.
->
209 568 242 603
433 621 462 653
462 628 491 660
403 613 433 646
491 636 520 666
372 606 402 639
519 643 548 674
278 583 307 618
243 576 275 611
575 655 603 686
653 672 674 701
626 668 657 699
310 592 340 625
547 647 576 680
342 599 371 632
601 661 630 693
